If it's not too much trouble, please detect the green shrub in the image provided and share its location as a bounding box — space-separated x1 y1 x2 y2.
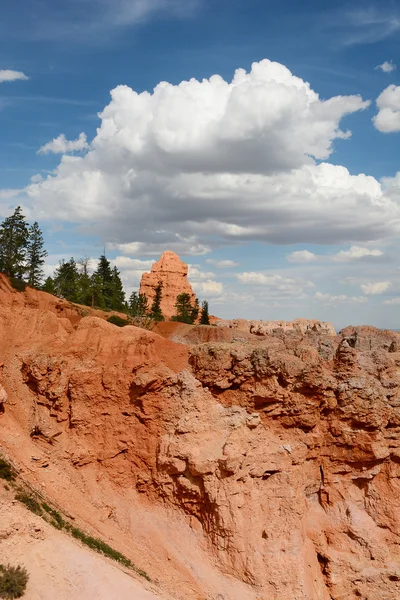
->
0 564 29 599
9 278 27 293
0 459 16 482
15 492 43 516
107 315 129 327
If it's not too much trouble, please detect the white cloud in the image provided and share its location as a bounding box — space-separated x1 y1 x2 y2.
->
332 246 383 262
206 259 239 268
237 271 313 298
23 58 400 254
360 281 391 295
315 292 367 305
383 297 400 305
375 60 397 73
373 85 400 132
0 70 28 83
188 265 216 281
287 250 317 263
38 133 89 155
192 280 224 297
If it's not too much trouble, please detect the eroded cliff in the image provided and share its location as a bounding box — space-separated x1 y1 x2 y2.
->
0 278 399 599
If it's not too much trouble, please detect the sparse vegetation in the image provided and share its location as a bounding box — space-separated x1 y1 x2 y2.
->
13 485 150 581
0 564 29 599
0 458 16 482
41 503 66 529
15 492 43 516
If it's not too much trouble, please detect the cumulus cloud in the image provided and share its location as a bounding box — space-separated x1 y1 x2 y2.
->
206 259 239 268
23 58 400 254
286 250 317 263
375 60 396 73
287 246 384 263
332 246 383 262
192 280 224 297
0 70 28 83
38 133 89 155
360 281 391 295
237 271 313 298
315 292 367 305
373 85 400 132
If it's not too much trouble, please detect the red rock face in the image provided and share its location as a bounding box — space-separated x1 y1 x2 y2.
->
139 251 197 319
1 278 400 599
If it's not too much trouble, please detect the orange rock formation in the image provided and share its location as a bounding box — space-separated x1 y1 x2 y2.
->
0 276 400 599
139 251 197 319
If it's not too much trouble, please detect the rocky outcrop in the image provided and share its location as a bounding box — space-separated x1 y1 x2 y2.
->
0 281 400 599
215 317 336 336
139 251 197 319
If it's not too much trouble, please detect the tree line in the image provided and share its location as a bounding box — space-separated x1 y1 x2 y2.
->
0 207 210 325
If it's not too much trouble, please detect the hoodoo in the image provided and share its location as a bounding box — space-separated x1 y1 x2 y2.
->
139 251 197 319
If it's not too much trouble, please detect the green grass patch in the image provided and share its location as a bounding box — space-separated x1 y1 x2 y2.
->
0 564 29 599
41 503 66 529
0 459 16 483
15 492 43 516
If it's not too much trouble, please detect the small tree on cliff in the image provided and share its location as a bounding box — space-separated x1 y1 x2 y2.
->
200 300 210 325
150 281 164 322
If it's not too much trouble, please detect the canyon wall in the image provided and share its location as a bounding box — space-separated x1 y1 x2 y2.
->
0 277 399 599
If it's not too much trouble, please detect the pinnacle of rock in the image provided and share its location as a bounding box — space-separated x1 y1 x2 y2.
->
139 251 197 319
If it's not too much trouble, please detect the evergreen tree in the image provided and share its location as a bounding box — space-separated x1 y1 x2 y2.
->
94 255 113 308
26 221 47 287
200 300 210 325
150 281 164 322
76 257 92 306
191 298 200 323
54 258 79 301
0 206 29 279
174 293 198 324
110 266 125 310
89 272 104 307
42 276 56 295
129 291 148 317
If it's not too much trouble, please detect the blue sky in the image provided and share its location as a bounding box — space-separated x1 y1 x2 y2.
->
2 0 400 328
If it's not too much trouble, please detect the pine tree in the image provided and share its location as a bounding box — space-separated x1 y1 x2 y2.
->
26 222 47 287
89 272 104 307
150 281 164 322
76 257 92 306
54 258 79 301
110 266 125 310
0 206 29 279
94 255 113 308
191 298 200 324
42 276 56 295
174 293 196 324
129 291 148 317
200 300 210 325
